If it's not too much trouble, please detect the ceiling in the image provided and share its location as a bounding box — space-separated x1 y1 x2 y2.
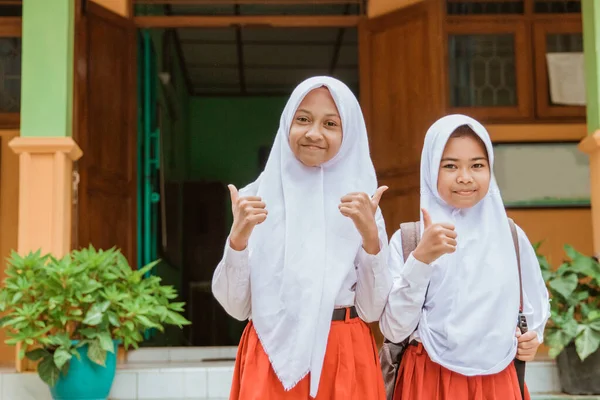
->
151 1 363 96
175 26 358 96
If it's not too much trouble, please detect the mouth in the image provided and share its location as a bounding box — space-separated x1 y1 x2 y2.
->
453 189 477 197
301 144 325 151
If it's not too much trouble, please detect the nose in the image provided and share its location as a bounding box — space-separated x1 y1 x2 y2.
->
305 125 322 141
457 168 473 184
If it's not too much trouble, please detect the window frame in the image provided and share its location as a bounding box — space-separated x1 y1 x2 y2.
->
533 16 584 119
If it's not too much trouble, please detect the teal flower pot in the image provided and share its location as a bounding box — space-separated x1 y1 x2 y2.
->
49 341 118 400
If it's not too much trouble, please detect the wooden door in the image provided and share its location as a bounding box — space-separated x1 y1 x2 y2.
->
74 1 137 266
359 0 445 345
360 0 445 236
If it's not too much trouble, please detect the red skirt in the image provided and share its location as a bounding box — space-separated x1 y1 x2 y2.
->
394 343 531 400
229 316 386 400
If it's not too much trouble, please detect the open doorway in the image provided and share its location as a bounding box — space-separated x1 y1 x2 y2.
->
138 4 360 348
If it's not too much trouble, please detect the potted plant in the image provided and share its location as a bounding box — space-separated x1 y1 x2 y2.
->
537 243 600 395
0 246 191 400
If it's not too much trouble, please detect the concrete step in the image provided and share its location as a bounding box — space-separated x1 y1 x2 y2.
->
0 347 598 400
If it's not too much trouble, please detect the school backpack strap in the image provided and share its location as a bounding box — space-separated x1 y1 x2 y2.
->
379 221 421 400
508 218 528 400
399 221 421 263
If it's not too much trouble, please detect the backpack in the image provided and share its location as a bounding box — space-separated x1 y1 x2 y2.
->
378 218 527 400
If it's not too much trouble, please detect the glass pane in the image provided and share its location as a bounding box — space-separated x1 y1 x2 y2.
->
546 33 583 53
447 1 524 15
534 1 581 14
448 34 517 107
0 37 21 113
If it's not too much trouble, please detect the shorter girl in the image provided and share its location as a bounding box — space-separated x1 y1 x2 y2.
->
380 114 550 400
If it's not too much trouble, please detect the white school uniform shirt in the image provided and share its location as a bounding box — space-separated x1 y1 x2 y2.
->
211 76 392 397
379 114 550 376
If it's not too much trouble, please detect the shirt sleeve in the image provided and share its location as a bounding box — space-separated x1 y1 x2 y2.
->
211 239 252 321
354 208 393 323
379 228 433 343
516 224 551 343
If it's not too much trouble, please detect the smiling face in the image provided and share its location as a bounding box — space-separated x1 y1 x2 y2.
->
437 125 491 209
288 87 343 167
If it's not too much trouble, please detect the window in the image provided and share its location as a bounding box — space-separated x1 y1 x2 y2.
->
0 13 21 129
445 0 583 122
446 20 532 120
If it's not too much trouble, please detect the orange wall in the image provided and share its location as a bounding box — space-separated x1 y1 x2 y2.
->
507 208 592 267
368 0 424 18
0 130 19 366
507 208 591 359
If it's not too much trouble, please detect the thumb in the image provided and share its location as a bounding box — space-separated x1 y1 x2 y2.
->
422 208 432 229
371 186 388 208
228 184 239 205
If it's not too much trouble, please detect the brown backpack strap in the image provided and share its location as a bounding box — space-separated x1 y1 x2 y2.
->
508 218 523 313
399 221 420 262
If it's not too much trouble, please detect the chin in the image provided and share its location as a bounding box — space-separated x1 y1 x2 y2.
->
299 158 321 167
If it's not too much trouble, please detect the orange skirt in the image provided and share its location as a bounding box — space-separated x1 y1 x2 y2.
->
393 343 531 400
229 316 386 400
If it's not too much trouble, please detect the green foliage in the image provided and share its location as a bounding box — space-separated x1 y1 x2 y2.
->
0 247 190 386
538 244 600 361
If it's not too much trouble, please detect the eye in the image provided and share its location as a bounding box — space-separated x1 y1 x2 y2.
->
325 120 339 128
472 163 486 169
296 116 310 123
442 163 457 169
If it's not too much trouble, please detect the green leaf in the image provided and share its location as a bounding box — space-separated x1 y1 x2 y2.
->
136 260 160 278
38 356 60 387
60 359 70 377
165 310 191 327
97 332 115 353
549 273 579 300
135 315 159 329
107 312 120 327
575 326 600 361
53 348 72 369
87 340 106 367
82 303 104 326
589 317 600 332
26 348 49 362
11 292 23 304
48 334 71 349
545 329 574 359
18 346 26 360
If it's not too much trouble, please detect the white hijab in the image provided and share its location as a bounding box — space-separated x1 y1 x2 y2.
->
417 114 522 375
239 76 377 396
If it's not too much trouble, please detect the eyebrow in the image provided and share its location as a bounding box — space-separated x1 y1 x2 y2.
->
296 109 340 118
441 157 488 162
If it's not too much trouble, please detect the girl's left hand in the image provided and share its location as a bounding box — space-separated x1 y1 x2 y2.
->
515 329 540 361
339 186 388 255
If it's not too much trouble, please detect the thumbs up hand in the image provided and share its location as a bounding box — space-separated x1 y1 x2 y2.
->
339 186 388 255
228 184 268 251
412 208 457 264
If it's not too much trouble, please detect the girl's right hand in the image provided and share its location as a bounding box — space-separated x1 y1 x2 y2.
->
228 184 268 251
412 208 457 264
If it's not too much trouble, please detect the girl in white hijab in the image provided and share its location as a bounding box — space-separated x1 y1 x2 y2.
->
212 76 391 400
380 115 550 400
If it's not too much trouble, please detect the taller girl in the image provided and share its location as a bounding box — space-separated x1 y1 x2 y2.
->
213 76 390 400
